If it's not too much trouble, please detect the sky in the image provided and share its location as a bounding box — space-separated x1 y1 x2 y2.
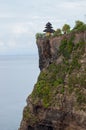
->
0 0 86 55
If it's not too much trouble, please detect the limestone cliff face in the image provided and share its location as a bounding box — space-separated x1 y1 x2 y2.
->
19 31 86 130
37 32 86 70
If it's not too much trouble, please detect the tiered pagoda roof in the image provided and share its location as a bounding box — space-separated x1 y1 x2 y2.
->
43 22 55 33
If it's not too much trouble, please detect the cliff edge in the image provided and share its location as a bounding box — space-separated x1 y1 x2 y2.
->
19 31 86 130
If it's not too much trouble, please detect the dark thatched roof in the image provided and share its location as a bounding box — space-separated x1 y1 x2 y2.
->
43 22 55 33
43 28 55 33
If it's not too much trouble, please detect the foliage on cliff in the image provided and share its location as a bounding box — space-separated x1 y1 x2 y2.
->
19 26 86 130
20 34 86 130
36 20 86 39
32 38 86 110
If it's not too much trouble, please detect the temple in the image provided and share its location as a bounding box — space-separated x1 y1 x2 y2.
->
43 22 55 36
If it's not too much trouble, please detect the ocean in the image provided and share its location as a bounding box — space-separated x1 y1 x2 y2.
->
0 55 40 130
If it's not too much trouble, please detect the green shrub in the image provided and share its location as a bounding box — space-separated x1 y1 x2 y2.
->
59 35 74 59
60 86 65 94
75 89 86 105
53 29 62 37
62 24 71 34
35 33 45 39
73 20 86 32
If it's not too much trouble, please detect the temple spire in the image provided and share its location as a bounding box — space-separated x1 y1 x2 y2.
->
43 22 55 36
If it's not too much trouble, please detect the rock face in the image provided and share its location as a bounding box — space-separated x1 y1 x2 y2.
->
19 31 86 130
37 32 86 70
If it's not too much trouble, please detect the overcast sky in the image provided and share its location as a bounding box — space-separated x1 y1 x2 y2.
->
0 0 86 55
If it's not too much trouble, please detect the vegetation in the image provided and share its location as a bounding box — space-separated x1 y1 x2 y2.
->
53 28 62 37
62 24 70 34
36 20 86 39
32 38 86 110
34 20 86 108
73 20 86 32
59 34 75 59
23 106 39 125
35 33 45 39
22 20 86 126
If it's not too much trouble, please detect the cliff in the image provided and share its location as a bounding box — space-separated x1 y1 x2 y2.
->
19 31 86 130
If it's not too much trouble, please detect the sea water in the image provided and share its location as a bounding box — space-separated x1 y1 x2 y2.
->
0 55 40 130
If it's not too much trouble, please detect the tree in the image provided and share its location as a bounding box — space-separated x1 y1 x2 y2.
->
35 33 45 39
53 28 62 37
74 20 84 29
62 24 70 34
73 20 86 32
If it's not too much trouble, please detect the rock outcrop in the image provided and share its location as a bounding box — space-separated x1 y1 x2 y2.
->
19 31 86 130
37 31 86 70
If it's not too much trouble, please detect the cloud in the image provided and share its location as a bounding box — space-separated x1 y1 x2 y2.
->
0 0 86 55
60 1 86 9
0 41 5 47
7 40 17 49
12 23 28 35
0 13 13 18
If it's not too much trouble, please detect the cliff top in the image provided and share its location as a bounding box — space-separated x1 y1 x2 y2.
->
36 20 86 40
